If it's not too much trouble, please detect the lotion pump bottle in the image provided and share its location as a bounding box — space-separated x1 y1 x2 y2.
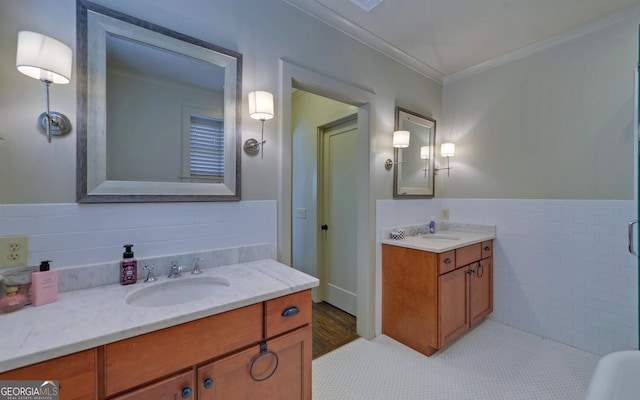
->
120 244 137 285
31 260 58 306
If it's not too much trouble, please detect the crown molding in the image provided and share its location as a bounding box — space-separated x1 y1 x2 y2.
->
283 0 445 84
284 0 640 87
444 3 640 85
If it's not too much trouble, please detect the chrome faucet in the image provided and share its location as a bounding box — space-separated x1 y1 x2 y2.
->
168 261 186 278
191 257 203 275
143 265 157 282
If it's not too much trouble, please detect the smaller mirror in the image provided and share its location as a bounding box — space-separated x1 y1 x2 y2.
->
393 107 436 198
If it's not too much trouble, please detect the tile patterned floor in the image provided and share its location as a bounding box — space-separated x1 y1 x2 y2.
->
312 320 600 400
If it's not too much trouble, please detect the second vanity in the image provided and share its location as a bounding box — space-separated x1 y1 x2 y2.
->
0 258 318 400
381 223 495 356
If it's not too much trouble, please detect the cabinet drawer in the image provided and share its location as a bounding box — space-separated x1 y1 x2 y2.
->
0 349 97 400
110 370 194 400
481 240 493 259
438 250 456 275
265 290 312 339
456 243 481 268
104 303 262 396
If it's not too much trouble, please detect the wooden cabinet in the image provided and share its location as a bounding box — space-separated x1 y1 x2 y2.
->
106 290 312 399
0 348 98 400
0 290 312 400
197 325 312 400
382 240 493 356
104 303 263 397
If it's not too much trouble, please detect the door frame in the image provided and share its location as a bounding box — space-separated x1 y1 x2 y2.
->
317 114 358 313
278 59 375 339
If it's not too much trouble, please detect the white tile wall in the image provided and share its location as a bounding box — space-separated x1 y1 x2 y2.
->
0 201 277 269
376 199 639 355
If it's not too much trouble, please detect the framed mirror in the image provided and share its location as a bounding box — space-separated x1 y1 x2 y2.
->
393 107 436 198
77 0 242 202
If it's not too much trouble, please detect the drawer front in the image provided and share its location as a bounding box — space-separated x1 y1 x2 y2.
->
265 290 312 339
110 370 194 400
481 240 493 259
104 303 262 396
456 243 481 268
0 349 97 400
438 250 456 275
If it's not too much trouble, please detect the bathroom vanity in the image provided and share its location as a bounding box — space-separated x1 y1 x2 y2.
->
381 226 495 356
0 260 318 400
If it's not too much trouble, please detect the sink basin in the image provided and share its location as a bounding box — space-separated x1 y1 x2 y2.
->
420 234 462 241
125 276 231 307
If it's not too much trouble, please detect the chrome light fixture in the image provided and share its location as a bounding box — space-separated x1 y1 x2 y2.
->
384 130 410 170
16 31 73 143
435 142 455 176
244 90 274 158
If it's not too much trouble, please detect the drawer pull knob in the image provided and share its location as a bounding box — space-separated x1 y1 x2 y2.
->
282 305 300 317
203 377 214 389
484 246 491 251
467 269 476 275
444 258 452 264
250 341 279 382
181 386 192 398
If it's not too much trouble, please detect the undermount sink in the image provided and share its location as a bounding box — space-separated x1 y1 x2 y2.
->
420 234 462 241
125 276 231 307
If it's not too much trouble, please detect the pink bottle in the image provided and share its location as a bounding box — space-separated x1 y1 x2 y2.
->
31 260 58 306
0 287 27 313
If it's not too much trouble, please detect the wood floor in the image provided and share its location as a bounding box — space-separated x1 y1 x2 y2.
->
312 301 359 359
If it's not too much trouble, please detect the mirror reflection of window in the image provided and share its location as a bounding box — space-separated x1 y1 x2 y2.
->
188 115 224 182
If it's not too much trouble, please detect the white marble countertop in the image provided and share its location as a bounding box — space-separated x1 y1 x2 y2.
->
0 259 318 373
381 231 495 253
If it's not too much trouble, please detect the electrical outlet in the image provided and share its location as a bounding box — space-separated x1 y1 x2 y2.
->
441 209 450 221
0 235 29 268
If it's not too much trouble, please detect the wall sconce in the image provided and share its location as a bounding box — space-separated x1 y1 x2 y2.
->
384 130 410 170
16 31 73 143
420 145 429 177
244 90 274 158
435 142 455 176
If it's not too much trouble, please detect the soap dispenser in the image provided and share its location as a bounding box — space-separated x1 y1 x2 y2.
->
31 260 58 306
120 244 137 285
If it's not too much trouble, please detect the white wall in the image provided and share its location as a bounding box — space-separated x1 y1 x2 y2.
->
439 16 637 200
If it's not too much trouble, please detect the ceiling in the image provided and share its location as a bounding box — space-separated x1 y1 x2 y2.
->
284 0 640 82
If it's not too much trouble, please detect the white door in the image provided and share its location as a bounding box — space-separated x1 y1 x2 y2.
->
320 117 358 315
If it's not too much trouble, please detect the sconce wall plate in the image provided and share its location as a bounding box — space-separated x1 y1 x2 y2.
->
37 111 72 137
243 138 262 156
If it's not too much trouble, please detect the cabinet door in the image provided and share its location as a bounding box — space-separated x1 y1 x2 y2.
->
438 267 469 347
0 349 97 400
110 370 194 400
198 325 312 400
469 258 493 326
104 303 262 396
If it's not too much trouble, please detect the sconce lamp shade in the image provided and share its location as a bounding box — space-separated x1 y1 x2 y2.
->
420 146 429 159
16 31 72 84
392 130 410 148
441 142 456 157
248 91 274 121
